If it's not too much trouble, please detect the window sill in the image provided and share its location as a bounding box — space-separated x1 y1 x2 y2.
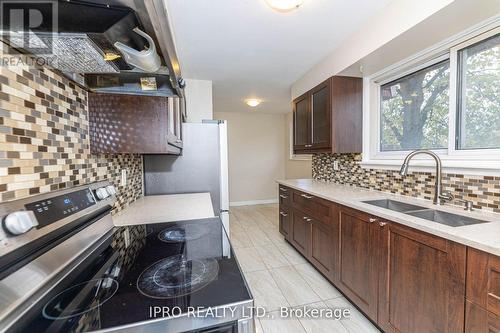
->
360 159 500 176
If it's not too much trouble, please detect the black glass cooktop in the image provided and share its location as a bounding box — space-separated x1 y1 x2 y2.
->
12 218 251 333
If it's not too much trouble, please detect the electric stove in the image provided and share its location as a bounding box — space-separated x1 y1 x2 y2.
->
0 184 254 333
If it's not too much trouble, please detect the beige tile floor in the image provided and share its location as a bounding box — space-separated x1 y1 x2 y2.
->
229 204 381 333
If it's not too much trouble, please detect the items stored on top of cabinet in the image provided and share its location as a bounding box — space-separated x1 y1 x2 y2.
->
293 76 362 154
88 93 183 154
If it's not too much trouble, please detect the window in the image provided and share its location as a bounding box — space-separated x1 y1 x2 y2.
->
364 25 500 173
380 60 450 151
457 33 500 150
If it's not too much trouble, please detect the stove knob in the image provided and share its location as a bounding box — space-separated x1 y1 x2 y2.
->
96 187 109 200
105 185 116 196
3 211 38 235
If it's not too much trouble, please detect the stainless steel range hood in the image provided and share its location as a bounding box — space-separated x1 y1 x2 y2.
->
0 0 184 97
73 0 185 97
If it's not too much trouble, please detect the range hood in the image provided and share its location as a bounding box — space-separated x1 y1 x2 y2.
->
0 0 184 97
0 0 163 74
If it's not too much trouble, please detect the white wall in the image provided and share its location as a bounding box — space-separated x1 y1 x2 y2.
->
184 79 213 122
291 0 455 99
214 111 286 205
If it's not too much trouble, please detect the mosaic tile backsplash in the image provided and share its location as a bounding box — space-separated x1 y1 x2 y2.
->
312 153 500 213
0 59 142 213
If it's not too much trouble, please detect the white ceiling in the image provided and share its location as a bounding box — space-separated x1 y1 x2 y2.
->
165 0 392 113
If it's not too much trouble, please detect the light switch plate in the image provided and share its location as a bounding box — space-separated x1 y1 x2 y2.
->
333 160 339 171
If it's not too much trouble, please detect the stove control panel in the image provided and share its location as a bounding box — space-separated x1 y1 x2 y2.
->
24 188 96 229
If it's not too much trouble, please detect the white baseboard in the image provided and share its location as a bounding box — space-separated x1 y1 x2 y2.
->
230 198 278 207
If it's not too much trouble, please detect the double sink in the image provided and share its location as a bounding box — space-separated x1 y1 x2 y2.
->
363 199 489 227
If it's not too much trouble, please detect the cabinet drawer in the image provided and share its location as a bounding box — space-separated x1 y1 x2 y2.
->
291 191 332 223
465 301 500 333
467 248 500 317
278 186 292 206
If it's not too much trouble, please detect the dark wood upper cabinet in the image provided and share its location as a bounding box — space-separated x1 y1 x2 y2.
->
331 76 362 153
293 93 310 149
293 76 362 154
378 221 466 333
88 93 182 154
310 80 331 148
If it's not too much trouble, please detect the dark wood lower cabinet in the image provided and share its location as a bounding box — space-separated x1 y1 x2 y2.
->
278 185 497 333
378 222 466 333
309 216 335 280
465 301 500 333
337 207 379 321
291 209 310 257
278 205 291 240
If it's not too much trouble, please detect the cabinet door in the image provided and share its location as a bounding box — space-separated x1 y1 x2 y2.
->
278 205 291 240
293 93 310 151
88 93 181 154
465 301 500 333
467 248 500 317
310 218 335 279
337 207 379 321
310 79 331 149
331 76 362 153
291 209 311 257
378 222 466 333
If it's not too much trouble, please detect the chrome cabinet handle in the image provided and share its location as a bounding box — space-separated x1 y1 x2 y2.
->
379 222 387 227
302 216 312 222
279 212 288 217
305 144 312 147
279 195 288 199
301 194 314 199
369 218 378 223
279 187 288 192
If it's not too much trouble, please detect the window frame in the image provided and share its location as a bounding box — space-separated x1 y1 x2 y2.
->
449 26 500 157
362 23 500 175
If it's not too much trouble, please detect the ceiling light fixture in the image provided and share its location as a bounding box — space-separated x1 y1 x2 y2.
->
245 99 261 107
264 0 305 12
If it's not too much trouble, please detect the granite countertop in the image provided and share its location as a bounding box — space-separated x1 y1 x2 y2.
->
112 193 215 226
277 179 500 256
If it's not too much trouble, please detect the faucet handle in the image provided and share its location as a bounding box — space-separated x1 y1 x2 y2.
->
439 191 454 203
456 199 474 211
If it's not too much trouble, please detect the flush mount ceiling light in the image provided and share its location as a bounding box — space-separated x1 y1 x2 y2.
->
264 0 305 12
245 99 261 107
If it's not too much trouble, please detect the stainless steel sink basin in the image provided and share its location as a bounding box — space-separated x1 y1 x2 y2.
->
362 199 426 213
406 209 489 227
363 199 490 227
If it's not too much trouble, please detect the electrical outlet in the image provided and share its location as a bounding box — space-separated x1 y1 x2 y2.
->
333 160 340 171
123 228 130 248
121 169 127 186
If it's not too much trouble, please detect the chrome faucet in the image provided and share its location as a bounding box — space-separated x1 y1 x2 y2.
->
399 150 453 205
